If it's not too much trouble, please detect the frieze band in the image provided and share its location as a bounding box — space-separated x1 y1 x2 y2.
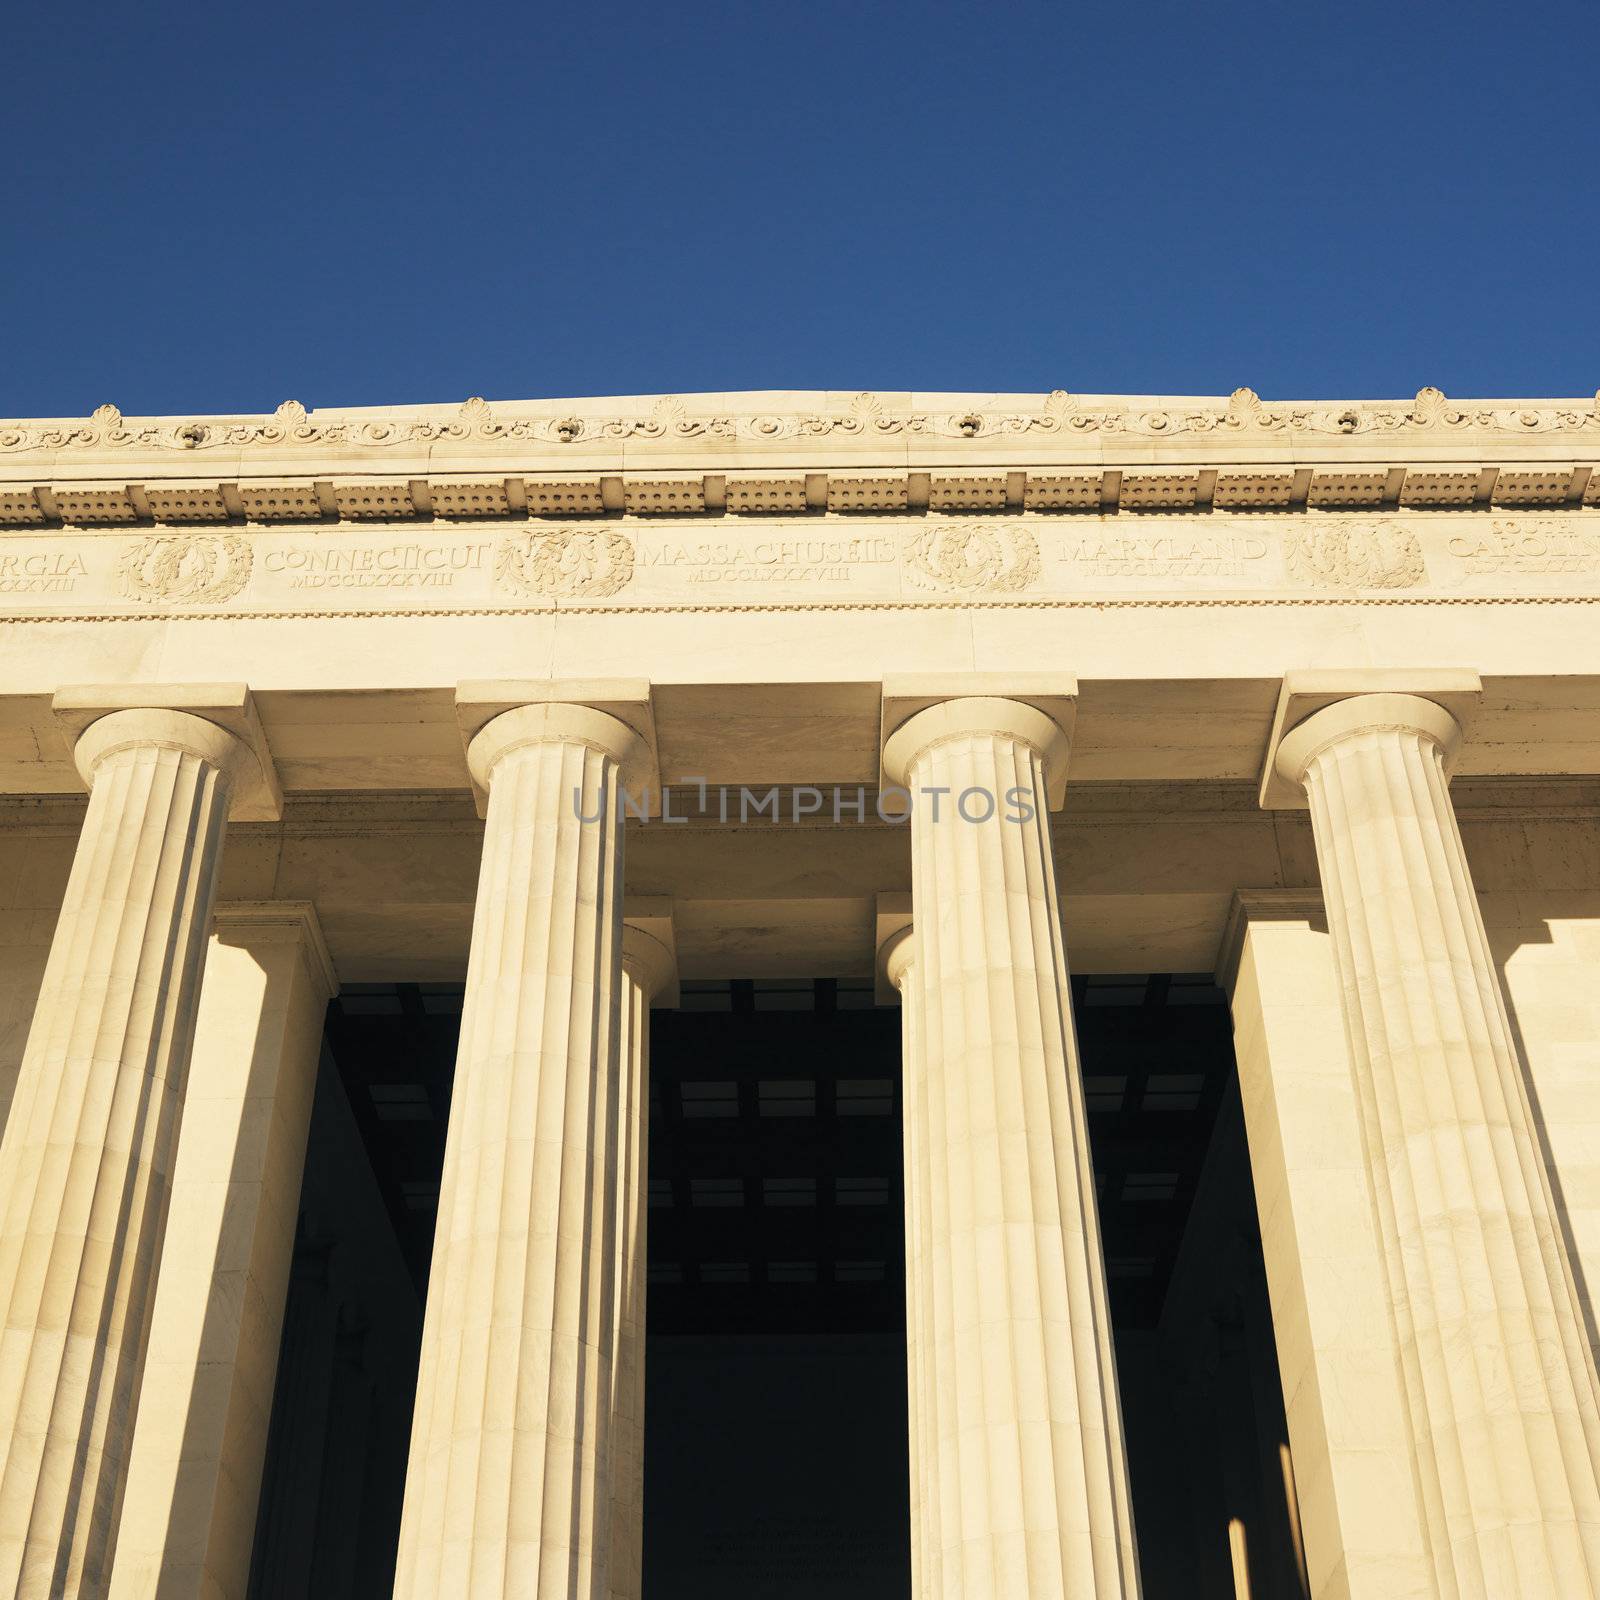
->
3 516 1600 616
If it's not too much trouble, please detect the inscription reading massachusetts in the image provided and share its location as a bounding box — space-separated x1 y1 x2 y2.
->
637 534 895 585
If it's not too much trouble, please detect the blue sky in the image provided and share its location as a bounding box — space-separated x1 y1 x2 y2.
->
3 0 1595 417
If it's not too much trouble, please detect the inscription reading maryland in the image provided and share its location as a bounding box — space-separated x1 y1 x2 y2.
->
640 535 895 584
1060 533 1268 577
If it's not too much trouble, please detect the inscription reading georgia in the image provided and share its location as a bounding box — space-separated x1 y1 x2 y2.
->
0 552 86 592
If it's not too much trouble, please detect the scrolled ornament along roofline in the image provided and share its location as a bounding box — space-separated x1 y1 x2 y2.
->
2 387 1598 469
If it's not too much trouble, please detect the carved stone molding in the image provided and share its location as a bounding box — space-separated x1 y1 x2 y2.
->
904 522 1040 594
117 534 254 607
493 529 635 598
3 387 1597 458
1285 524 1426 590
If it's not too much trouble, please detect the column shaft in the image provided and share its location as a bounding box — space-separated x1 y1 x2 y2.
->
886 928 943 1597
393 703 642 1599
884 697 1139 1600
607 926 671 1600
0 709 246 1599
1279 693 1600 1597
1222 895 1429 1600
107 902 336 1600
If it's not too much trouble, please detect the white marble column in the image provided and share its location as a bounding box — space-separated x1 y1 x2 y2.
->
607 923 673 1600
393 701 646 1600
883 696 1140 1600
107 901 337 1600
1220 893 1429 1600
1274 692 1600 1597
0 709 251 1599
881 925 941 1596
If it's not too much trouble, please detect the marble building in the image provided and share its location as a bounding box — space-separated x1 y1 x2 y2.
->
0 387 1598 1599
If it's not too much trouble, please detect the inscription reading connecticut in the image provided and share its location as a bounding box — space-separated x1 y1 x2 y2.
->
264 541 493 589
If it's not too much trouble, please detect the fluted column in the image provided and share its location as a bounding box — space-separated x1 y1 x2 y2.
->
1274 692 1600 1597
393 701 647 1600
883 696 1139 1600
0 708 251 1599
882 925 941 1596
108 901 336 1600
607 924 673 1600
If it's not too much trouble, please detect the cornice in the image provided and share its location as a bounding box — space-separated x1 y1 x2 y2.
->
1 386 1596 474
2 389 1596 528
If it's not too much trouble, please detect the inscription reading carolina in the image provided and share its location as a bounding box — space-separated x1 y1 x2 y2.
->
1448 522 1600 575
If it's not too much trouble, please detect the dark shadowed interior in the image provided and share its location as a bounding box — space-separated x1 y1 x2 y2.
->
246 975 1307 1598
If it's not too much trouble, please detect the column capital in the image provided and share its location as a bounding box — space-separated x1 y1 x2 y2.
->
882 692 1074 810
73 707 250 788
455 678 658 817
879 674 1076 810
1213 889 1327 993
213 899 338 1001
878 926 916 996
1276 693 1464 792
53 682 281 820
621 923 677 1006
1257 668 1480 809
466 701 651 795
874 890 913 1004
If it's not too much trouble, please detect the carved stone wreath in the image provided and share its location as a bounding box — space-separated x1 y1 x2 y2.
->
495 529 636 599
1285 524 1426 590
117 534 254 606
904 523 1040 595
